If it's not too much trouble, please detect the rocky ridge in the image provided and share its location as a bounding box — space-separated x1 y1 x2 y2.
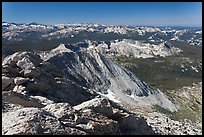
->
2 43 201 135
92 39 182 58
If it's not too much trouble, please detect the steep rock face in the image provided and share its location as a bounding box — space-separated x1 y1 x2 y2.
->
2 44 176 111
46 44 176 111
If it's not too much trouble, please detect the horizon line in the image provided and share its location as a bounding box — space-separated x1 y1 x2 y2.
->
2 21 202 28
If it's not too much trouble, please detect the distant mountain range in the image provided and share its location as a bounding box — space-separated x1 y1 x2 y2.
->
2 22 202 52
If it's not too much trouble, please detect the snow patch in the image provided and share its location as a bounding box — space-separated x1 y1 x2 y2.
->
195 31 202 34
98 89 120 103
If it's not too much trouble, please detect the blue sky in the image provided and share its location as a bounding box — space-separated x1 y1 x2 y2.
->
2 2 202 27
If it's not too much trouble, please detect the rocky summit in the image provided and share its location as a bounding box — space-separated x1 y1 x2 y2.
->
2 43 201 135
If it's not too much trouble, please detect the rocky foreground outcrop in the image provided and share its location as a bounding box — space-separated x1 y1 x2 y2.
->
3 95 158 135
2 44 201 135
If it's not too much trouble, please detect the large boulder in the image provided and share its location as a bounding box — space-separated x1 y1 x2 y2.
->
44 101 121 135
84 118 120 135
43 103 74 119
2 107 87 135
43 99 120 135
74 107 121 135
73 97 113 117
118 114 156 135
